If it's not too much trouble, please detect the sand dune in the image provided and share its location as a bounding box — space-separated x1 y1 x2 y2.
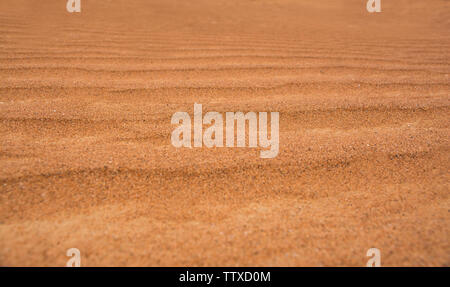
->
0 0 449 266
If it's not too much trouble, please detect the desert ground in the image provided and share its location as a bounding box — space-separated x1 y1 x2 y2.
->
0 0 449 266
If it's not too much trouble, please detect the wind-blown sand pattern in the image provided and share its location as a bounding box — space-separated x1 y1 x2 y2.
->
0 0 449 266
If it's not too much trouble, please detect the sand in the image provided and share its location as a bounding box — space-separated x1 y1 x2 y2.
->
0 0 449 266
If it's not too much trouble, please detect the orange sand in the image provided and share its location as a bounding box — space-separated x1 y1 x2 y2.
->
0 0 449 266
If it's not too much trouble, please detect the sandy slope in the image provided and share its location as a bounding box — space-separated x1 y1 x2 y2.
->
0 0 449 266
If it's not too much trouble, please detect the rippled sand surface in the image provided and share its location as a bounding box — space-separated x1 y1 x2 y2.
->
0 0 449 266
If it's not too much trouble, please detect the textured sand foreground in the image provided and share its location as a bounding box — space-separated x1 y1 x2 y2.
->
0 0 449 266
